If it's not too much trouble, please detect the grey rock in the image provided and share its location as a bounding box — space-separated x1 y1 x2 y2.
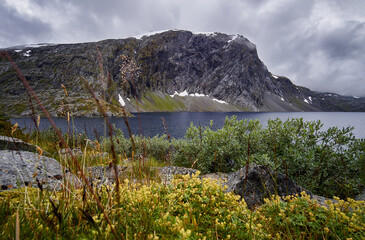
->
224 163 312 209
1 135 38 153
201 172 229 181
0 150 75 190
157 166 197 176
82 165 197 186
311 195 338 207
86 165 129 186
355 188 365 201
157 166 197 184
59 148 83 156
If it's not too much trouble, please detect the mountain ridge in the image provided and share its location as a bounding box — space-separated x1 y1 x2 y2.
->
1 30 364 117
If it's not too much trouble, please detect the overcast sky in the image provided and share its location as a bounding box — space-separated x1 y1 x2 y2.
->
1 0 365 97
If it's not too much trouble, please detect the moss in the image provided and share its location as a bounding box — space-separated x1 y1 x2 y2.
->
0 70 17 80
131 91 246 112
138 92 187 112
12 103 28 114
290 97 311 110
148 92 182 111
0 187 43 204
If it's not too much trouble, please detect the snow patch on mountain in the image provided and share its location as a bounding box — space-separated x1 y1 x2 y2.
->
134 30 170 39
118 94 125 107
228 35 239 43
213 99 228 104
170 90 207 98
23 50 31 57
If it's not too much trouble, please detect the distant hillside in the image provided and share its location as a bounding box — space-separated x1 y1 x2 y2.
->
1 30 364 117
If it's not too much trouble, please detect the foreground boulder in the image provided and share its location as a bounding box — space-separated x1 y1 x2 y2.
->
86 165 198 186
225 163 312 209
0 150 78 190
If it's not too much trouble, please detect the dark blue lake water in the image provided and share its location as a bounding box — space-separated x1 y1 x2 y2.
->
11 112 365 139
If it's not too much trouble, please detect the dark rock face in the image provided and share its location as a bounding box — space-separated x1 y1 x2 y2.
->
0 150 76 190
135 31 268 110
1 30 364 116
225 163 312 209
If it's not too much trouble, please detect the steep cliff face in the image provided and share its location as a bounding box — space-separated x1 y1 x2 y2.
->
1 30 364 116
133 31 269 110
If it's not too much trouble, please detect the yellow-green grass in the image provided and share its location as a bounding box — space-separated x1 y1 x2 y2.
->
1 173 364 239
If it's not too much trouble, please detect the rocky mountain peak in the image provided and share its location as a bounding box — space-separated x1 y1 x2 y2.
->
1 30 364 116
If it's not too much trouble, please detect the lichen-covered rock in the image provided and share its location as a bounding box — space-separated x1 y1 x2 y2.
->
86 165 129 186
156 166 197 183
0 135 38 153
224 163 312 209
0 150 76 190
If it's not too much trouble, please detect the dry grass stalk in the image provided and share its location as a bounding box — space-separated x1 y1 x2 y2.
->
0 50 121 240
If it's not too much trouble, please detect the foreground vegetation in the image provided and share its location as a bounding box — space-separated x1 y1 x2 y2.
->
1 114 365 239
103 116 365 199
1 173 364 239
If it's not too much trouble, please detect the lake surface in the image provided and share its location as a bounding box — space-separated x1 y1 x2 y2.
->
11 112 365 139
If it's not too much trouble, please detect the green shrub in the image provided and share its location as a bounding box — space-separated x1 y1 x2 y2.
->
101 117 364 198
172 117 364 198
256 193 365 239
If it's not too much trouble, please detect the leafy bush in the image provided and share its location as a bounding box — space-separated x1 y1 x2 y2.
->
172 118 263 173
256 193 365 239
260 118 364 198
100 117 364 198
172 117 364 198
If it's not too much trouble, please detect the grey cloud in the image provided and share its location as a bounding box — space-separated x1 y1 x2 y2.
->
319 21 365 59
265 19 365 96
0 0 364 96
0 4 52 47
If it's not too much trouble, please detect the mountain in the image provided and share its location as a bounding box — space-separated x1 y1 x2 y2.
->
1 30 364 117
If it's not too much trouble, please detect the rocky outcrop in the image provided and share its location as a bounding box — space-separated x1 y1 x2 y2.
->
1 30 364 116
1 135 38 153
85 165 198 186
0 135 51 157
224 164 312 209
0 150 79 190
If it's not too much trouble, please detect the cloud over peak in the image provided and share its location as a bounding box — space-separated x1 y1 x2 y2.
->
1 0 364 96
